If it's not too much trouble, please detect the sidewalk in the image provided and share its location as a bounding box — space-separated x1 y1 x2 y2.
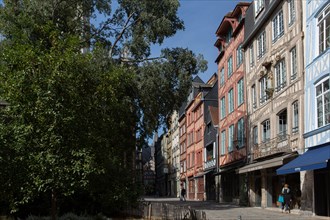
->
143 197 330 220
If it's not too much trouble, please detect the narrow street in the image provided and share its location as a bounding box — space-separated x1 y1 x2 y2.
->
143 197 330 220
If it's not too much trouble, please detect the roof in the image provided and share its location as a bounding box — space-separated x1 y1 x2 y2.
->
215 2 251 36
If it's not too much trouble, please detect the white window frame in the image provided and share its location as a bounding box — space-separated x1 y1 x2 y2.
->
228 125 234 152
292 101 299 133
237 78 244 106
221 130 226 155
318 4 330 54
253 126 258 145
220 96 226 119
249 44 254 68
220 67 225 86
257 31 266 58
254 0 265 16
237 118 245 147
278 109 287 137
275 59 287 92
288 0 296 26
272 9 284 42
290 46 297 80
237 44 243 67
228 56 233 77
316 76 330 127
252 84 257 109
228 88 234 113
262 119 270 142
259 76 269 104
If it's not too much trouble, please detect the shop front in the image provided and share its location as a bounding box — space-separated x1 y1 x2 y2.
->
239 154 298 208
277 144 330 217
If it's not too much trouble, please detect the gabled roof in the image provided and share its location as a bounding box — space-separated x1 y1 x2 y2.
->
215 2 251 36
192 75 204 84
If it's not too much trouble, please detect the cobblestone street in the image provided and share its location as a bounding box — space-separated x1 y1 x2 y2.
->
144 197 330 220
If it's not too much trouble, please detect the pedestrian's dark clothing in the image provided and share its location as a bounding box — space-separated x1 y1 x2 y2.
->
282 187 292 213
180 188 186 201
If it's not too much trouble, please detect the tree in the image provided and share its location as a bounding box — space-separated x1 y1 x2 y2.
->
0 0 206 217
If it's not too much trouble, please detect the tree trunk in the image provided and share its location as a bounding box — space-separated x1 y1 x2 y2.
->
51 189 57 220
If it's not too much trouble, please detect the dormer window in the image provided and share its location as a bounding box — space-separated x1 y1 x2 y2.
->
226 26 233 43
238 14 242 23
254 0 265 17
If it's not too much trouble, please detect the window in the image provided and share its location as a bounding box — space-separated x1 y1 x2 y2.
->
252 84 257 109
292 101 299 133
288 0 296 25
318 4 330 54
237 118 245 147
260 76 269 104
272 9 284 42
237 44 243 67
206 123 211 134
226 26 233 43
238 14 242 23
275 59 286 92
257 31 266 58
220 67 225 86
228 56 233 77
228 88 234 113
316 77 330 127
249 44 254 68
228 125 234 152
220 97 226 119
221 130 226 155
255 0 265 16
237 78 244 106
278 109 287 138
290 47 297 80
262 119 270 142
253 126 258 145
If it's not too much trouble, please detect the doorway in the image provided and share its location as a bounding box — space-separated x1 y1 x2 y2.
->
314 168 330 217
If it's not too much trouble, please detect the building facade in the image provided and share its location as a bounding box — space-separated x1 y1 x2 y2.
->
169 110 180 197
301 1 330 216
215 2 250 204
240 0 305 209
202 74 218 201
179 102 187 195
277 0 330 217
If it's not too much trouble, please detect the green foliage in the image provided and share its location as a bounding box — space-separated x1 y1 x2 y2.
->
0 21 136 212
136 48 207 137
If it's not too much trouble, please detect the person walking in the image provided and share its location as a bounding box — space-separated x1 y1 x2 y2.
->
180 187 186 201
281 184 292 213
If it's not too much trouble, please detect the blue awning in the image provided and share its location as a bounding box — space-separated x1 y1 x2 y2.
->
277 144 330 175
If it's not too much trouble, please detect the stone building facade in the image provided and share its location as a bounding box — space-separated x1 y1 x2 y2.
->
240 0 305 209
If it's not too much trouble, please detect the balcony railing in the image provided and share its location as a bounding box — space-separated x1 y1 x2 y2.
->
204 159 216 170
253 134 291 159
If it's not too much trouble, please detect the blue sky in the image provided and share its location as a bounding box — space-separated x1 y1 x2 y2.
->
151 0 247 83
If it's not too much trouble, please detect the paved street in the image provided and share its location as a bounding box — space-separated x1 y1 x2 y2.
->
143 197 330 220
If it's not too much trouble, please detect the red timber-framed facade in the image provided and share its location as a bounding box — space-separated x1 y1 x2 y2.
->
191 92 206 201
215 2 250 204
179 77 207 200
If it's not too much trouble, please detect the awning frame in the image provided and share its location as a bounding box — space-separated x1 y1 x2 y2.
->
276 145 330 175
238 154 296 174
